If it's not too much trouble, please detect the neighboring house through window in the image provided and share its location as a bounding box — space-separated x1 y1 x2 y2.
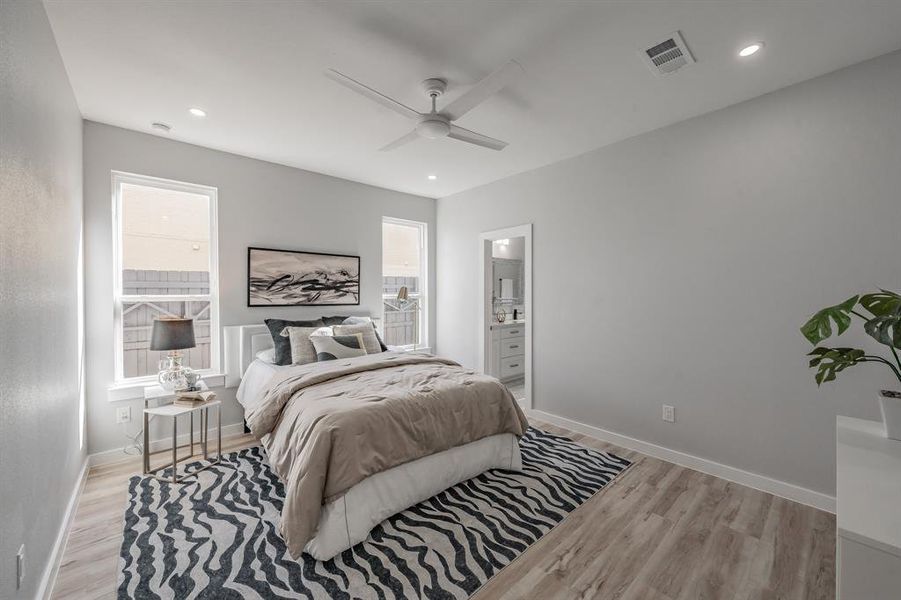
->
112 171 219 383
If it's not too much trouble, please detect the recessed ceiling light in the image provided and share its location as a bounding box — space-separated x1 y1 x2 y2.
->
427 174 438 180
189 107 207 117
739 42 764 58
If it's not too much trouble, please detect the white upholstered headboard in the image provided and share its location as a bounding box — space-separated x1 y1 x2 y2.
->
223 316 379 387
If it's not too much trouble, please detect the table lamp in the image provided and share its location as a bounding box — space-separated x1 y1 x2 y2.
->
150 317 196 391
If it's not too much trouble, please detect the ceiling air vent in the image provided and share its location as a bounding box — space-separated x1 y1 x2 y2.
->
641 31 695 76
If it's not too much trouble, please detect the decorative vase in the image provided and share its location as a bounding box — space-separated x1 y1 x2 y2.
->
878 390 901 441
157 354 192 391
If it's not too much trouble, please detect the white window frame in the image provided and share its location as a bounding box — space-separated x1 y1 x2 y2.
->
382 216 429 350
110 171 221 394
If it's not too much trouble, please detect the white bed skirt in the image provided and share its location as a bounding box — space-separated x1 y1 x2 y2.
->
304 433 522 560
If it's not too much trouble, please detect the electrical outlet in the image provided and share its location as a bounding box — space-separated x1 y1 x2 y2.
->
16 544 25 589
116 406 131 424
662 404 675 423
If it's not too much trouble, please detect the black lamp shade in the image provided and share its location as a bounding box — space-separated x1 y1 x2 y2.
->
150 318 196 351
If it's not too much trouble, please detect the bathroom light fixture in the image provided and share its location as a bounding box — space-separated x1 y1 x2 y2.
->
497 238 510 246
739 42 764 57
189 107 207 117
427 174 438 180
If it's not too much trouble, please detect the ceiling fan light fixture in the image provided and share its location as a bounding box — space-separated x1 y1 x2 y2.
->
416 118 451 139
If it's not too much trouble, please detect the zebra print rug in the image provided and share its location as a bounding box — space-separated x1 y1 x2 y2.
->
118 428 629 599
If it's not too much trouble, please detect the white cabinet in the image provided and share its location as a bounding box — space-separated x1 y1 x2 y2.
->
489 322 524 381
501 326 524 340
836 416 901 599
500 338 524 358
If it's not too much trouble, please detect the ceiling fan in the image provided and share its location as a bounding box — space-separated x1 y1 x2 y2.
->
325 60 523 152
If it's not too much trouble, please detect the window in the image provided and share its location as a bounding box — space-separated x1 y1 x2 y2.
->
112 172 219 383
382 217 428 349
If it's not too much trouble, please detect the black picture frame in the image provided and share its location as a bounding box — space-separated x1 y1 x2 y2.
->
247 247 361 307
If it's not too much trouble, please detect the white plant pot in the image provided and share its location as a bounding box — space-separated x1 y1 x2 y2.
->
878 391 901 441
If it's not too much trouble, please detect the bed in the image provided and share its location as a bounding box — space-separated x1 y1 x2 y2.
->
226 324 528 560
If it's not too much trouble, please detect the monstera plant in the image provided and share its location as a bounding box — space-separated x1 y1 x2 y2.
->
801 289 901 385
801 289 901 439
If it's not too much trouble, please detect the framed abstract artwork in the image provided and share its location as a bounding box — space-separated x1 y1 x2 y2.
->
247 247 360 306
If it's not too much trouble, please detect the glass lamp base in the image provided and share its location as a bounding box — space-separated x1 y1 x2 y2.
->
158 353 193 392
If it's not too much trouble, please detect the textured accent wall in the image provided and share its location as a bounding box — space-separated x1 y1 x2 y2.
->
0 1 85 598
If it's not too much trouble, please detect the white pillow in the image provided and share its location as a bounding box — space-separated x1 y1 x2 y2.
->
341 316 372 325
255 348 276 364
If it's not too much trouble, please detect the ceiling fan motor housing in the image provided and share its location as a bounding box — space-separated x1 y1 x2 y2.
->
416 115 451 138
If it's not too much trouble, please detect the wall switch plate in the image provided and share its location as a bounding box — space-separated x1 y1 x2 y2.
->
16 544 25 589
662 405 675 423
116 406 131 424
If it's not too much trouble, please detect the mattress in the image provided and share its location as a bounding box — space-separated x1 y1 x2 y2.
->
306 432 521 560
236 358 286 409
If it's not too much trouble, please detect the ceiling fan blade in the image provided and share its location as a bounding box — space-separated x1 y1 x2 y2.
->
447 124 508 151
379 130 421 152
325 69 420 120
442 59 524 121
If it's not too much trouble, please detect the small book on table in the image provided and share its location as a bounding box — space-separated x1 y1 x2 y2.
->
173 390 216 406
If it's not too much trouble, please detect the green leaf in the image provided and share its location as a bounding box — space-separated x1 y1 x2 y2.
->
864 314 901 349
858 290 901 349
806 347 866 386
859 289 901 317
800 296 859 345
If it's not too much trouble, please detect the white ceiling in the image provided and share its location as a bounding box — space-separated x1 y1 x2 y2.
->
44 1 901 199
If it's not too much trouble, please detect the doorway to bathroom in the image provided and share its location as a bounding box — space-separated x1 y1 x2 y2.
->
478 224 532 409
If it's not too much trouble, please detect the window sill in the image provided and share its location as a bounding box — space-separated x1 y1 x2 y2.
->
107 372 227 402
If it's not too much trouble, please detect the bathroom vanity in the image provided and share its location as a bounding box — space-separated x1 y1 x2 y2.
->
489 320 525 382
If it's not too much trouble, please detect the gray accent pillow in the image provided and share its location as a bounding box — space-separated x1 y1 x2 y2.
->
281 326 322 366
341 316 389 352
311 333 367 361
264 318 324 365
333 323 382 355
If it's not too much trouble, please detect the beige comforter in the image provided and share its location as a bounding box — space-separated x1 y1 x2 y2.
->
244 352 529 558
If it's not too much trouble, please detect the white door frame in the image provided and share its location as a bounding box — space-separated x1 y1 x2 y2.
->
477 224 532 410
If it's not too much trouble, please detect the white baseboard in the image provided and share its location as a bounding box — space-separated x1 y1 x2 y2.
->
88 422 247 467
38 457 89 600
529 409 836 513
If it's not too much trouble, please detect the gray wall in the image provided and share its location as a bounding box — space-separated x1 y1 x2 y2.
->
436 50 901 497
0 1 85 598
84 122 435 454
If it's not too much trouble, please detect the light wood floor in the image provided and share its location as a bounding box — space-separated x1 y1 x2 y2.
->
52 419 834 599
